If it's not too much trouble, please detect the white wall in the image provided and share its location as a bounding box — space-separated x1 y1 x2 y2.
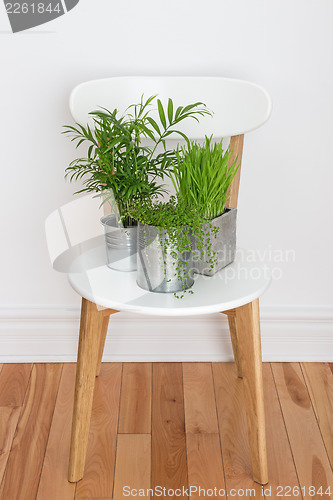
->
0 0 332 360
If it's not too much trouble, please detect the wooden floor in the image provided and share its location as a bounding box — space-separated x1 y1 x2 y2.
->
0 362 332 500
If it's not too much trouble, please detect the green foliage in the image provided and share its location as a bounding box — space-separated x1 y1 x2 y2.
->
171 136 239 220
129 196 218 297
63 96 211 227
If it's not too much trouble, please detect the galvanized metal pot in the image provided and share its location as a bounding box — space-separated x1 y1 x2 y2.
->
137 223 194 293
100 215 137 272
193 207 237 276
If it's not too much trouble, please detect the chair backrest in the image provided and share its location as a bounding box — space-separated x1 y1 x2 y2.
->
70 76 272 208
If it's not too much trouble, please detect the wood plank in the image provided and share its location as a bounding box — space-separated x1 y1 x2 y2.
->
213 363 300 499
113 434 151 500
329 363 333 376
301 363 333 469
183 363 219 434
212 363 264 498
272 363 333 499
75 363 122 499
0 407 21 484
187 433 226 499
152 363 188 500
0 363 62 500
37 364 76 500
0 364 32 406
262 363 300 499
118 362 152 434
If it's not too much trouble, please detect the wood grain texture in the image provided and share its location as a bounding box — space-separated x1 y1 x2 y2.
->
187 433 226 499
0 407 21 484
329 363 333 376
75 363 122 499
183 363 219 434
234 300 268 485
301 363 333 470
272 363 333 499
68 298 106 482
212 363 264 498
0 364 62 500
118 362 152 434
113 434 151 500
0 363 32 406
226 134 244 209
226 316 242 378
0 361 331 498
262 364 300 499
37 364 76 500
221 309 236 316
152 363 188 499
95 314 110 377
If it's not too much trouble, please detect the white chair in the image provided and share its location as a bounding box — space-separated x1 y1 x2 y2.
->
48 76 272 485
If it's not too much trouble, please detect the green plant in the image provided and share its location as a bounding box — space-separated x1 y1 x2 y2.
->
128 196 218 297
171 136 239 220
63 96 211 227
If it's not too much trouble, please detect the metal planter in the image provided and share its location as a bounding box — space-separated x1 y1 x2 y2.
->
137 223 194 293
100 215 137 272
193 207 237 276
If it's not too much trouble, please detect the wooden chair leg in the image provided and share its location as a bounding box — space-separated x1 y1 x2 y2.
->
234 299 268 485
68 298 105 483
227 316 243 378
95 310 118 377
96 314 110 377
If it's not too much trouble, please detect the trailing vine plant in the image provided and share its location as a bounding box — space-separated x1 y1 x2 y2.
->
128 196 218 298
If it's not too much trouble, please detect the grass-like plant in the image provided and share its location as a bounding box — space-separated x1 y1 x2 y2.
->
171 136 239 220
129 196 218 297
63 96 211 227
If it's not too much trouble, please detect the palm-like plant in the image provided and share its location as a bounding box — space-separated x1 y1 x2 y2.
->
171 136 239 220
63 96 211 226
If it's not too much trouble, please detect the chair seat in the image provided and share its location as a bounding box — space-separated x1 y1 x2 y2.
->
68 244 271 316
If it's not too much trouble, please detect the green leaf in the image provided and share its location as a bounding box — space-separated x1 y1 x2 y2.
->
157 99 167 129
146 117 161 136
167 98 173 124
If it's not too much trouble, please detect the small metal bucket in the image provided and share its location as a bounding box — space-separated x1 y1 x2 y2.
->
137 223 194 293
193 207 237 276
100 215 137 272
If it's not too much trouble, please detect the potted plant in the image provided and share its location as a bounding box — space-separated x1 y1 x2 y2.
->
63 96 211 271
128 196 217 297
171 136 239 276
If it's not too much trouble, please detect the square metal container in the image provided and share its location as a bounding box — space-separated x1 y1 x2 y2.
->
193 207 237 276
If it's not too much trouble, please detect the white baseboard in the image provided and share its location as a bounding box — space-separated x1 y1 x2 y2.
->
0 306 332 362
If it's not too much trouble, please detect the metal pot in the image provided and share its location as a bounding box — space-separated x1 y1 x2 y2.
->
137 223 194 293
193 207 237 276
100 215 137 272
